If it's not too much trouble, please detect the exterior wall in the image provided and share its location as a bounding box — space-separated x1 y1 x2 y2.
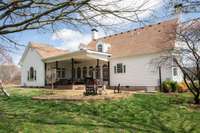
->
173 40 184 83
172 67 183 83
21 48 45 87
110 52 174 87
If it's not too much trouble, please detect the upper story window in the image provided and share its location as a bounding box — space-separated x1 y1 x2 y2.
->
97 44 103 52
114 63 126 74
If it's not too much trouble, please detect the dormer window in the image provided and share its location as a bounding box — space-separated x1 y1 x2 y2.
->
97 44 103 52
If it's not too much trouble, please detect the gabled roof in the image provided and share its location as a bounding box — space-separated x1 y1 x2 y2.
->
87 19 178 58
19 42 67 65
30 42 67 59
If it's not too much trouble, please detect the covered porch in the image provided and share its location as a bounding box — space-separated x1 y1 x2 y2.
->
43 50 111 89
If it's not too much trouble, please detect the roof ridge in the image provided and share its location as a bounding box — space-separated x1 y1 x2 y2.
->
95 18 178 41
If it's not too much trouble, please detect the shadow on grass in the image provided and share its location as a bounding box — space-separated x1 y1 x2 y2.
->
0 93 199 132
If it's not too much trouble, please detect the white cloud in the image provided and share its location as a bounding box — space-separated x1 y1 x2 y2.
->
51 0 163 51
52 29 93 51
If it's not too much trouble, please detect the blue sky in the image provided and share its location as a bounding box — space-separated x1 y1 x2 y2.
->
7 0 200 65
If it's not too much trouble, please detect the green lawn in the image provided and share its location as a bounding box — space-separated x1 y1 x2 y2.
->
0 87 200 133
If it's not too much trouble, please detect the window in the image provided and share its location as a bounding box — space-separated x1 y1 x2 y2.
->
103 64 109 81
28 67 36 81
97 44 103 52
117 63 123 73
62 68 65 78
30 67 34 79
95 66 100 79
82 67 87 78
114 63 126 74
72 68 75 79
77 67 81 79
114 66 116 73
89 66 93 78
57 68 65 79
173 67 178 76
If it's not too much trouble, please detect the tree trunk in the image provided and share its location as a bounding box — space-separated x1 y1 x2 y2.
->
194 94 200 104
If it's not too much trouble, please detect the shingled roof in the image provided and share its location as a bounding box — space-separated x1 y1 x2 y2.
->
30 42 67 59
87 19 178 58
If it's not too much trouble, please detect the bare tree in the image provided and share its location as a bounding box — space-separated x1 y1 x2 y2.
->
174 19 200 104
167 0 200 13
153 19 200 104
0 0 154 51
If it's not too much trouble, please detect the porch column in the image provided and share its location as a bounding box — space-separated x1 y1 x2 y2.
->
71 58 74 84
44 63 47 86
159 66 162 92
108 61 110 86
56 61 58 80
96 59 100 79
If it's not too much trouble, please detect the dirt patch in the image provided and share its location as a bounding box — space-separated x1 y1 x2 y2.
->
32 89 138 101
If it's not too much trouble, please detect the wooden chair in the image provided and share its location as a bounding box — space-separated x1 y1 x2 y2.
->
114 84 121 93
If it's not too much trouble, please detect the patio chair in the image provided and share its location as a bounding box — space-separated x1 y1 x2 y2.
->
114 84 121 93
84 77 97 95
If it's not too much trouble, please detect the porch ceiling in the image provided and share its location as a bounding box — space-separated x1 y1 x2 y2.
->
43 49 111 63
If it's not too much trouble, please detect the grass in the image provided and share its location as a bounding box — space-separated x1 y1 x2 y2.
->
0 87 200 133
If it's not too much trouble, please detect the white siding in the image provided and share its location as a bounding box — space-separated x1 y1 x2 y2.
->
172 67 183 82
21 48 45 87
110 53 173 87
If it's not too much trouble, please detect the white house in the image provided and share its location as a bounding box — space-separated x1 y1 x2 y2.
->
19 18 183 90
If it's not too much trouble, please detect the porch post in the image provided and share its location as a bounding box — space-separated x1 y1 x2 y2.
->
56 61 58 80
71 58 74 85
96 59 100 79
44 63 47 86
107 61 110 86
159 66 162 92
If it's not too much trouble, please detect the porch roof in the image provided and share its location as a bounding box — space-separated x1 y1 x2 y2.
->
43 49 111 63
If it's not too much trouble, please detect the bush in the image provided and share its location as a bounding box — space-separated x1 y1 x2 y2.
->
162 80 171 93
162 80 179 93
178 82 188 93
